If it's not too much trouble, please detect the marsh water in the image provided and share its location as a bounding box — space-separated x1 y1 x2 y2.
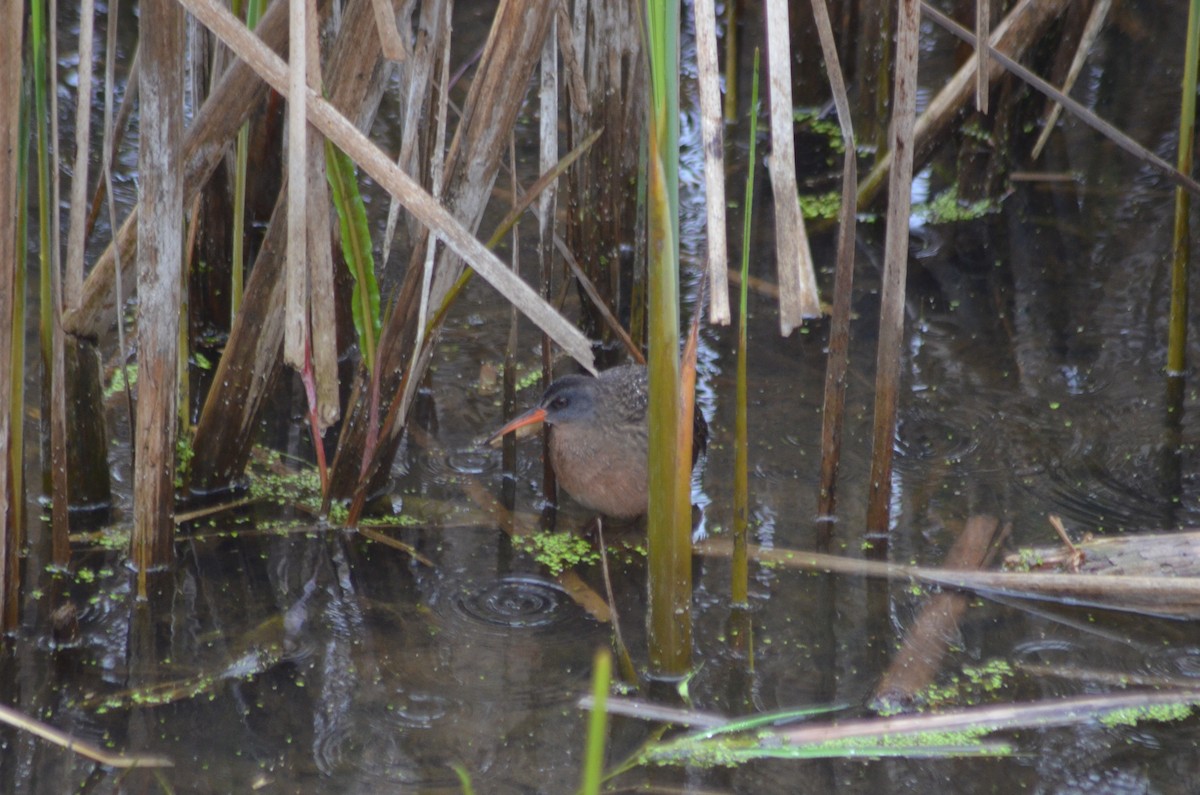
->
9 1 1200 792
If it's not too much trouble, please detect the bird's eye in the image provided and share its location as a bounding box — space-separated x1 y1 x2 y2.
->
549 396 569 410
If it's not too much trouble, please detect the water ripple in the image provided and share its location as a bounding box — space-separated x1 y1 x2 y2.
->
449 575 576 631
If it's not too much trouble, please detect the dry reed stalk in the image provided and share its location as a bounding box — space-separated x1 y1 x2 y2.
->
502 137 520 507
865 0 920 537
765 0 820 330
694 0 729 325
83 45 137 242
384 0 442 259
370 0 409 61
399 0 451 428
0 703 172 769
132 0 185 580
812 0 857 533
305 0 338 430
283 0 310 371
779 690 1200 745
64 0 95 311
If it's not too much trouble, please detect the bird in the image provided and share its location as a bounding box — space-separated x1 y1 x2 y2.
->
485 363 704 520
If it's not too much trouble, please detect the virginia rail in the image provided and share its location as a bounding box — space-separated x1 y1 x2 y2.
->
486 364 704 519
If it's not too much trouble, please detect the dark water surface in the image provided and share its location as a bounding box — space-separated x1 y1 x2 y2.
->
9 1 1200 792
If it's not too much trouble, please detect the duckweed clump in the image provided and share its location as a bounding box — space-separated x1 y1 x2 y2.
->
513 532 599 575
912 658 1016 708
1100 702 1195 728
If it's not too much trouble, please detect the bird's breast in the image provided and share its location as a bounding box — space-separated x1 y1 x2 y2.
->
548 423 648 519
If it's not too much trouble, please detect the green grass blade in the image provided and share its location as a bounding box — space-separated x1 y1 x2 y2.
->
451 764 476 795
1168 0 1200 374
324 140 380 372
580 648 612 795
230 0 266 321
732 49 760 607
31 0 52 371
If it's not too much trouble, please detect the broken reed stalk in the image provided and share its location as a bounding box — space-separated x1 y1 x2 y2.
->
764 0 820 329
732 50 761 608
811 0 858 539
132 0 185 585
1168 0 1200 376
865 0 920 538
369 0 409 61
0 0 23 633
645 0 692 677
557 238 645 364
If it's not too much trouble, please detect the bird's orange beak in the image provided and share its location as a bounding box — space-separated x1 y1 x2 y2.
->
483 407 548 447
